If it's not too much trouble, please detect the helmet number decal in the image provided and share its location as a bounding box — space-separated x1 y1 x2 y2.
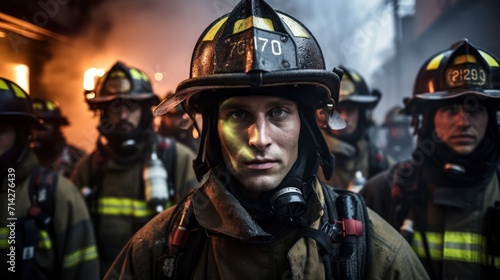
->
254 37 282 55
216 29 297 72
446 65 487 87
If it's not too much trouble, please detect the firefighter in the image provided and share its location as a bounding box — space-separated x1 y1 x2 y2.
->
70 61 198 276
31 97 86 178
360 39 500 279
156 94 200 153
380 105 415 162
0 78 99 279
316 65 389 192
104 1 428 279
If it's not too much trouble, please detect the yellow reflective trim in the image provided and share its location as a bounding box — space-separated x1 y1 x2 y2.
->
46 100 56 111
350 71 363 83
130 69 149 81
233 16 274 34
479 50 500 67
0 227 8 248
279 14 309 38
412 231 491 265
12 83 27 98
109 70 126 78
99 197 152 217
454 55 477 65
33 103 43 109
0 79 9 90
426 53 445 70
38 230 52 249
413 232 443 260
203 16 228 41
63 245 98 268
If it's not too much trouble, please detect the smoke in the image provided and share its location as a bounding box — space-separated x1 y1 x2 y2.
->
40 0 395 152
40 0 218 153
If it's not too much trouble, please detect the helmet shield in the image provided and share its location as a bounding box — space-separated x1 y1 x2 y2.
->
405 39 500 114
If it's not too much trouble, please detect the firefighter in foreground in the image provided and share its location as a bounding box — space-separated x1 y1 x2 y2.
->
0 78 99 279
70 61 198 276
360 39 500 279
32 97 87 178
316 66 389 192
104 1 428 279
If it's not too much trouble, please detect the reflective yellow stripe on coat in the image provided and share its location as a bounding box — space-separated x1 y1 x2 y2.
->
98 197 153 217
0 227 52 249
413 231 500 266
62 245 98 268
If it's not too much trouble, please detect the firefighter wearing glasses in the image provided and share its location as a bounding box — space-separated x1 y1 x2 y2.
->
316 65 389 192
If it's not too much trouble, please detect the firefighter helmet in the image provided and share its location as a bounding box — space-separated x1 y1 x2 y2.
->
154 0 342 119
382 106 410 127
155 0 343 182
32 97 69 126
0 77 45 129
404 39 500 114
85 61 160 110
338 65 381 109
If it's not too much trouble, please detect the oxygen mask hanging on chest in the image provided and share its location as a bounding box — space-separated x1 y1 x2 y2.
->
143 148 169 213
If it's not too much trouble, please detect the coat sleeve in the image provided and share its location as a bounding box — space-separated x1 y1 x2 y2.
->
54 176 100 280
366 209 430 280
103 207 176 280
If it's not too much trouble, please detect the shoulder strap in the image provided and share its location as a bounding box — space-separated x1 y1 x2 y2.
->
18 166 59 280
28 166 58 229
326 185 371 280
302 183 370 280
157 193 205 280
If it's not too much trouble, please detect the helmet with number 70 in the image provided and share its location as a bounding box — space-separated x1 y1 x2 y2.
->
154 0 345 181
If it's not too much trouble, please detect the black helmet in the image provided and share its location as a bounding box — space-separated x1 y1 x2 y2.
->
155 0 342 118
338 65 381 109
0 77 45 129
404 39 500 114
382 106 410 128
155 0 343 181
85 61 160 110
32 97 69 126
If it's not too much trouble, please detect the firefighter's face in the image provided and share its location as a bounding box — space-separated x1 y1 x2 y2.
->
0 123 15 157
218 96 300 200
434 103 488 155
105 99 142 133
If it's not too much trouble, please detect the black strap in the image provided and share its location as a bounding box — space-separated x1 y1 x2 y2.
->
17 166 58 280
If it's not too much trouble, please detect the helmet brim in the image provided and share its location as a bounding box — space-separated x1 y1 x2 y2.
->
403 89 500 113
87 93 160 109
0 113 47 130
154 70 340 116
